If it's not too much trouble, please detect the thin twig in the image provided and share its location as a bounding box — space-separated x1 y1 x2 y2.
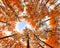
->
39 17 53 26
45 0 49 5
38 43 44 48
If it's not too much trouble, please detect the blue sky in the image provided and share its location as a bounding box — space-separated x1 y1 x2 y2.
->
15 19 32 34
15 20 28 33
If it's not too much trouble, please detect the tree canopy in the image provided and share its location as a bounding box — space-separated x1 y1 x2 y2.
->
0 0 60 48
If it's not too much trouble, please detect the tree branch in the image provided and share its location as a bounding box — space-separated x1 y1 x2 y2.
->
0 34 16 39
0 20 11 25
33 32 53 48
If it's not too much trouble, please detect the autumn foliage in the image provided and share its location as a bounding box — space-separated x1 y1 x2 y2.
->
0 0 60 48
